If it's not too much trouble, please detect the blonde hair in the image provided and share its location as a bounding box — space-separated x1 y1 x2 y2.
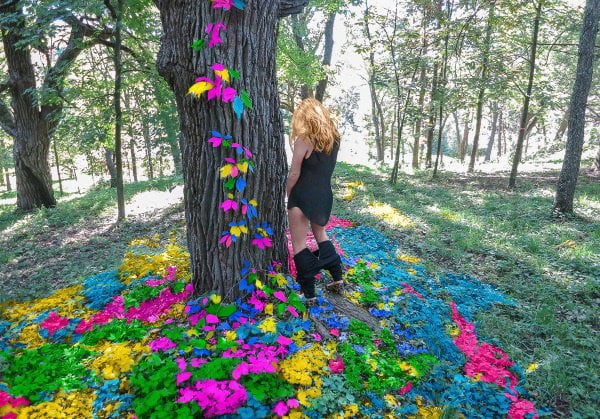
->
290 98 340 155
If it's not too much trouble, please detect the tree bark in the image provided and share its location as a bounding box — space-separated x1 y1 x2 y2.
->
155 0 291 298
413 62 427 169
125 92 139 182
509 0 543 189
468 2 495 173
364 3 383 162
484 102 499 161
594 143 600 173
553 0 599 213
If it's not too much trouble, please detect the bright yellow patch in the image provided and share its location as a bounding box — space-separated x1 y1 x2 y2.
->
526 362 539 372
367 202 415 228
16 390 95 418
187 81 214 97
396 252 421 264
257 317 276 334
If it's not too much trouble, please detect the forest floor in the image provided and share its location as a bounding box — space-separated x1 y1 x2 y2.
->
0 163 598 417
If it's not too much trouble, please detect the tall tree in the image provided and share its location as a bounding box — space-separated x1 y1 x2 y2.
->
553 0 599 213
0 1 111 210
508 0 543 188
105 0 126 220
468 0 495 173
155 0 307 298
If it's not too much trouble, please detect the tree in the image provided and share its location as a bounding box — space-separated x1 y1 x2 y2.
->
553 0 599 214
508 0 543 188
468 0 495 173
105 0 126 220
0 1 113 210
155 0 308 298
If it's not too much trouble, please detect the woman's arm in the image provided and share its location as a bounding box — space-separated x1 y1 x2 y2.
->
286 137 311 197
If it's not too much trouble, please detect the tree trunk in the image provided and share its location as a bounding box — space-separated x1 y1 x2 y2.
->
105 147 117 188
142 118 154 180
155 0 292 298
52 138 63 196
553 0 599 213
426 62 439 168
4 166 12 192
523 115 538 159
594 143 600 173
452 112 461 156
460 113 470 162
314 12 336 102
468 2 494 173
553 107 570 144
364 4 383 162
497 110 503 157
509 0 543 189
111 0 126 220
413 60 427 169
125 92 139 182
0 2 56 210
485 102 499 161
433 21 451 178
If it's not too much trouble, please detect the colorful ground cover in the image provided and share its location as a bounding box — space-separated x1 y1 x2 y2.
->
0 218 545 418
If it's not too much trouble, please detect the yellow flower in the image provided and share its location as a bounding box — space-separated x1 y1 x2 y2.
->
526 362 539 373
225 330 237 341
264 304 274 315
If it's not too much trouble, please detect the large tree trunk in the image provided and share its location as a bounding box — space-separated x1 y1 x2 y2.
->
125 92 139 182
484 102 499 161
553 0 599 213
0 1 109 210
413 59 427 169
111 0 126 221
364 3 383 162
497 109 503 157
509 0 543 188
1 2 56 209
155 0 295 298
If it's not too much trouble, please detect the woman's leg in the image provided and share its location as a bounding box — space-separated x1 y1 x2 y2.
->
288 207 310 255
310 222 329 244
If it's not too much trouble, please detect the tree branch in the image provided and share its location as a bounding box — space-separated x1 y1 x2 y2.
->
278 0 309 18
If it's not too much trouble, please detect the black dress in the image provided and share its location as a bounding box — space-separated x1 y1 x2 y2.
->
287 142 339 227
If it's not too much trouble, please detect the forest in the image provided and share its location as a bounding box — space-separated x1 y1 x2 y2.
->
0 0 598 418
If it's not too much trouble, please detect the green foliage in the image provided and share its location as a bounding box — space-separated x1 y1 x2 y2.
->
240 373 295 403
2 344 95 401
192 358 241 381
79 319 150 346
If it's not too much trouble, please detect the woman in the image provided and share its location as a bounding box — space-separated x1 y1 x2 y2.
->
287 98 344 304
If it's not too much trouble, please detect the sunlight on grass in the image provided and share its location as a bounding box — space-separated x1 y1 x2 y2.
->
365 201 415 229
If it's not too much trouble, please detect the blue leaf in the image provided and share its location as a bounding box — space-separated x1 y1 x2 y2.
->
233 96 244 120
236 177 246 192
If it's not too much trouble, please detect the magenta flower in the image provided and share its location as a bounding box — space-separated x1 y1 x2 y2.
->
206 22 227 47
40 312 69 335
149 337 176 352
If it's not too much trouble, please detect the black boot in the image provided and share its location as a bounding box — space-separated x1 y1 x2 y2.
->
293 248 320 302
317 240 344 292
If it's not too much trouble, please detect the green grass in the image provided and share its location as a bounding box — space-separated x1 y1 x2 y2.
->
0 176 185 303
332 162 599 418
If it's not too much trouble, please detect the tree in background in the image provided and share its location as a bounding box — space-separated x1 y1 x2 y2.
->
155 0 308 298
553 0 599 214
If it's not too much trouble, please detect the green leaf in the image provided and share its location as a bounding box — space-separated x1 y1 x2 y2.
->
240 90 253 109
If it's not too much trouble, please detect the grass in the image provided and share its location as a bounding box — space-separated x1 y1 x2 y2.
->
0 176 185 302
331 162 599 418
0 164 598 417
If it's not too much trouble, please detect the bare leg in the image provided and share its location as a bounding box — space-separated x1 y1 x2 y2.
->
310 222 329 244
288 207 310 255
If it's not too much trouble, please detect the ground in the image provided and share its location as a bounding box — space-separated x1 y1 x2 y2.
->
0 163 598 417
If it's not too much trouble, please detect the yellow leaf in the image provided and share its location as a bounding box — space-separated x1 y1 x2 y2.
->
230 226 242 237
249 199 258 206
214 68 230 83
220 165 232 178
237 161 249 173
187 81 214 97
211 295 222 305
255 279 263 289
264 303 274 315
